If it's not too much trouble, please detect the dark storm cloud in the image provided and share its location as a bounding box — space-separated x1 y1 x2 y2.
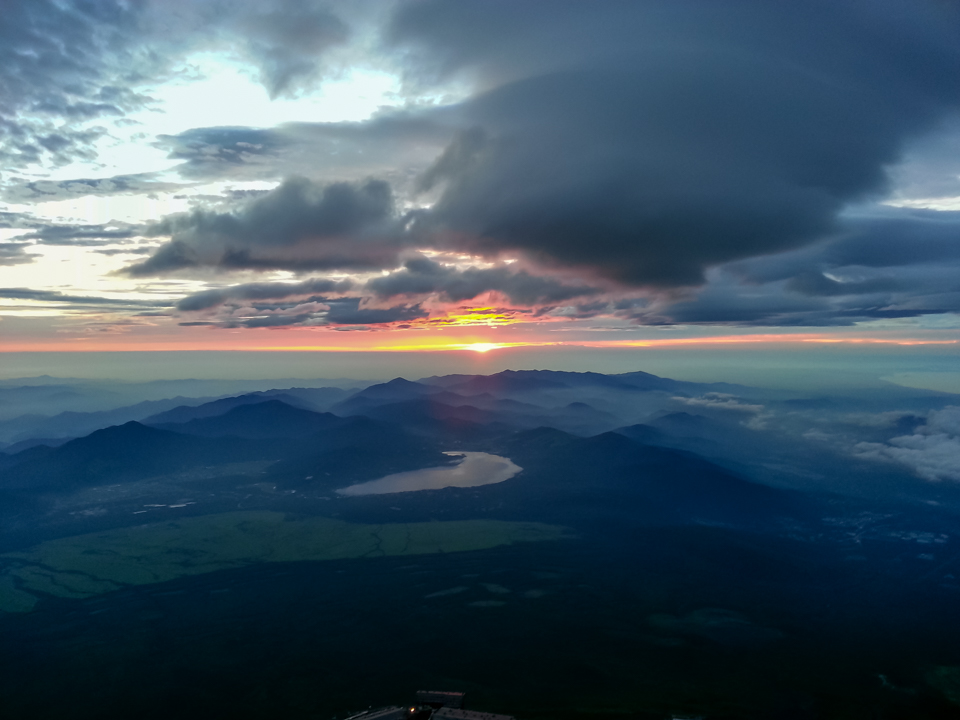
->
15 0 957 331
633 280 833 327
391 0 960 288
634 210 960 325
785 272 900 298
822 210 960 270
123 240 199 276
638 278 960 327
122 176 404 276
664 207 960 325
366 256 600 305
176 278 355 311
887 116 960 203
125 1 960 298
731 209 960 288
323 298 428 325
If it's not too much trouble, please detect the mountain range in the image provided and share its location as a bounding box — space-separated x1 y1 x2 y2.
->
0 369 831 534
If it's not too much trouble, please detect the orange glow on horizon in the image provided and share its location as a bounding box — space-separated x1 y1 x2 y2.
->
407 308 527 327
580 334 960 348
0 332 956 353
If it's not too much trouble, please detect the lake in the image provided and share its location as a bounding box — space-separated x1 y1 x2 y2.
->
335 452 522 496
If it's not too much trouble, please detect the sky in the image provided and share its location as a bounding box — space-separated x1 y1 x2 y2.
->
1 0 960 384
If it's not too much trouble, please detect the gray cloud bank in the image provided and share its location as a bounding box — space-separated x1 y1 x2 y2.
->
124 176 403 276
175 278 355 312
8 0 960 330
857 406 960 482
394 0 960 288
178 294 426 329
0 244 38 267
154 114 454 185
0 287 169 310
654 208 960 326
366 257 599 306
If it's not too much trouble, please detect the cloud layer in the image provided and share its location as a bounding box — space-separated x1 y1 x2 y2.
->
857 406 960 481
5 0 960 333
124 176 403 276
0 0 368 171
395 0 960 288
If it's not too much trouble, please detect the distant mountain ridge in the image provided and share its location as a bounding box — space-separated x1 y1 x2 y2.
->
143 392 312 426
0 395 221 445
486 425 801 526
150 400 345 439
0 387 354 447
331 378 624 436
0 422 265 490
0 367 838 536
419 369 752 395
0 369 794 496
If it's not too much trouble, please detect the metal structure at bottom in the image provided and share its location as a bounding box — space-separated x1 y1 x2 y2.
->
342 691 515 720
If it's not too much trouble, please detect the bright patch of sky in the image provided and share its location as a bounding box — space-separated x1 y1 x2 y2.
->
158 57 402 127
1 49 436 300
21 56 404 188
8 195 185 226
0 244 195 302
7 180 277 227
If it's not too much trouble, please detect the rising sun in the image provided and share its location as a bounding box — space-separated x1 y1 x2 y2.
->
463 343 503 353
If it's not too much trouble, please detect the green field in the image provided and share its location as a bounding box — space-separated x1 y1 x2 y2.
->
0 511 569 612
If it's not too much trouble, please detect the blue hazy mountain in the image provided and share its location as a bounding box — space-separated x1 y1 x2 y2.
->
0 387 356 449
334 394 622 437
484 426 802 528
420 368 755 397
0 443 57 471
0 395 221 445
611 422 672 446
141 392 309 425
0 377 801 530
329 377 445 416
150 400 346 439
0 436 73 454
143 387 353 424
420 371 570 394
0 383 122 420
0 422 265 490
613 369 753 394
